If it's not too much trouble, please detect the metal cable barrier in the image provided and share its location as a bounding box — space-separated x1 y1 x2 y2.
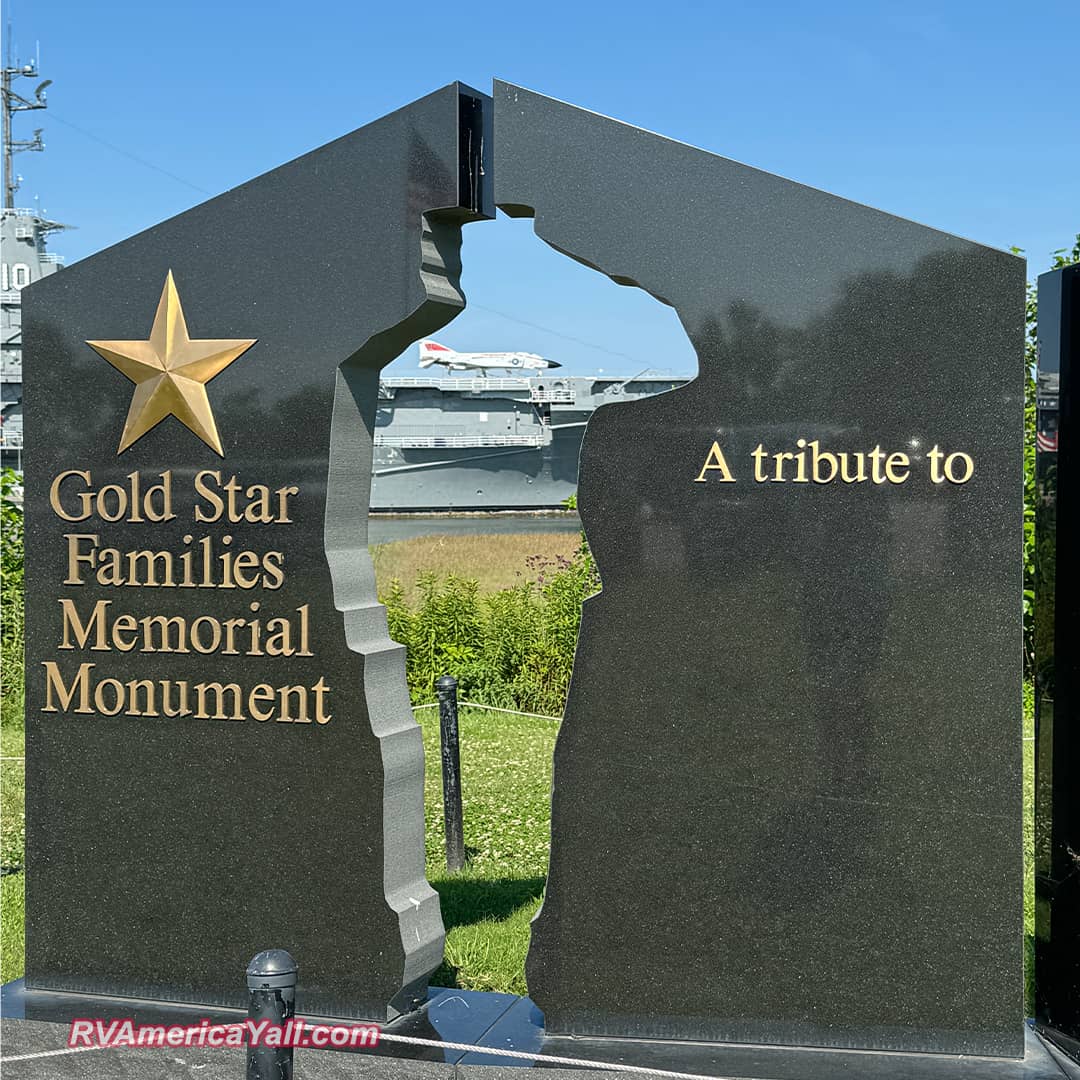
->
0 1033 742 1079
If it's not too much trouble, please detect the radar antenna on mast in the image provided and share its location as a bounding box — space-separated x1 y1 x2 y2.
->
2 25 50 209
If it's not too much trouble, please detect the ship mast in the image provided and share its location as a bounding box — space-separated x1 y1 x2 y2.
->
1 24 50 209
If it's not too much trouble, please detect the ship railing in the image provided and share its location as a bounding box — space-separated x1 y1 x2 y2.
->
0 291 21 304
530 388 575 403
380 376 534 393
39 253 65 265
374 433 545 449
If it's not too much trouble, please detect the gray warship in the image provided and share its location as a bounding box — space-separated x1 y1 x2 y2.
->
2 207 685 501
2 214 685 501
1 204 66 469
2 50 67 470
372 371 687 510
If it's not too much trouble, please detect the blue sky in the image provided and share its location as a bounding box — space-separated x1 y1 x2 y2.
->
4 0 1077 375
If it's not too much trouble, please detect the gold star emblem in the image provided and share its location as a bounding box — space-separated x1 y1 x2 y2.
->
87 271 256 456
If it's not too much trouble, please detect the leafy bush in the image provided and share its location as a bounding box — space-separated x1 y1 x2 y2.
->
1 469 24 728
385 539 599 715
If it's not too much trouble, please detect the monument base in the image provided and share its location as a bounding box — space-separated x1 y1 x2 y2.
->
2 980 1077 1079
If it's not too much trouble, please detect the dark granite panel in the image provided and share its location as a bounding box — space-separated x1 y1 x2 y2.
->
459 995 1073 1078
494 81 1025 1056
4 994 1074 1079
1035 264 1080 1047
21 84 492 1020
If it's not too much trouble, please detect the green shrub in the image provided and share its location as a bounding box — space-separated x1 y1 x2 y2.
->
1 469 24 734
384 541 599 715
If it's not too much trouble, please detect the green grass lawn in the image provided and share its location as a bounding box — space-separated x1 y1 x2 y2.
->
0 705 558 993
372 530 580 604
0 691 1040 1007
419 705 556 995
1 681 25 982
1 871 22 982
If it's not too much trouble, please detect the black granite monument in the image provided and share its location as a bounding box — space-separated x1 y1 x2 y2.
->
495 84 1026 1057
18 79 1034 1071
22 83 492 1019
1035 262 1080 1057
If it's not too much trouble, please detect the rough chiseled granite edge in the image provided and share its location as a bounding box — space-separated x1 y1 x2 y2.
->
323 212 473 1019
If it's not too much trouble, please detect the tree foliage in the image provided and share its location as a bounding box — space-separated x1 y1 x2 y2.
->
1 468 24 672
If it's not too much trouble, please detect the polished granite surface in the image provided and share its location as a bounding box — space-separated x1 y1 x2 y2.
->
21 83 491 1020
3 982 1077 1078
495 80 1025 1055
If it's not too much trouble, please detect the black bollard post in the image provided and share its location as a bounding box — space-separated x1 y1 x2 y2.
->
436 675 465 872
246 949 297 1080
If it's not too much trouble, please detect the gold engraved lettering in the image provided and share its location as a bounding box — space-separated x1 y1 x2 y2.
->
694 441 736 483
65 534 100 585
94 677 126 716
126 679 159 717
277 685 309 723
747 441 920 486
190 617 222 654
193 470 224 522
110 615 140 651
54 600 314 658
869 446 888 485
50 470 93 521
928 445 973 484
58 598 110 650
752 444 769 482
312 677 332 725
61 533 285 590
42 661 94 713
141 615 190 653
944 452 974 484
42 661 332 724
772 451 795 482
126 550 175 587
249 684 276 722
840 452 866 483
195 682 244 721
884 452 910 484
193 470 300 524
50 470 175 523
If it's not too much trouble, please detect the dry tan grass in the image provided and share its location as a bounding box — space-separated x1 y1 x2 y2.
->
371 531 580 601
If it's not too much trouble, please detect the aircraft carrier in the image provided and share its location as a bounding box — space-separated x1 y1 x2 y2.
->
371 372 686 510
0 204 66 469
1 50 67 470
3 214 685 504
